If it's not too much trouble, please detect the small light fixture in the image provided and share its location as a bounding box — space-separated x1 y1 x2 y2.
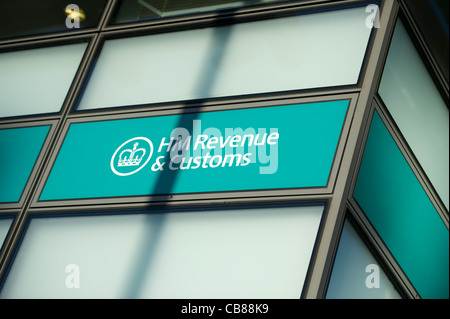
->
65 5 86 22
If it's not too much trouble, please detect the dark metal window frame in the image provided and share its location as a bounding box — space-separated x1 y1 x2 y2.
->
342 1 450 300
346 101 422 299
1 0 446 299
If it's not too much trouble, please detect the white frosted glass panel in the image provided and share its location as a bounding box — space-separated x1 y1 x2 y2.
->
0 205 324 299
326 220 402 299
379 20 449 209
78 7 371 110
0 43 87 118
0 218 13 249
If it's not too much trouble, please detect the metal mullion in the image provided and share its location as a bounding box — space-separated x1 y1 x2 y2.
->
99 0 119 31
0 32 92 53
302 0 399 299
0 114 61 127
0 32 96 55
67 88 361 120
344 99 420 298
0 211 27 290
58 36 101 120
67 86 361 120
0 28 99 48
28 194 333 215
31 190 333 211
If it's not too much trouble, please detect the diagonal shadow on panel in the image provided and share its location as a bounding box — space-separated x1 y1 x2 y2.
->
122 16 236 299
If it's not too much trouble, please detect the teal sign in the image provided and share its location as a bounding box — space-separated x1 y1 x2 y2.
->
40 100 348 200
0 125 50 203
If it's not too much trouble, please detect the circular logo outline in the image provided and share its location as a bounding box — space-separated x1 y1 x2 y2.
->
111 137 153 176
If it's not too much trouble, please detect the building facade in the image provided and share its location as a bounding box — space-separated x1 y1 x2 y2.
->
0 0 448 299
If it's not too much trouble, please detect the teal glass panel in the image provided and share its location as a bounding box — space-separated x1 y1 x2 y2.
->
0 205 324 298
354 111 449 299
0 43 88 118
379 20 449 209
326 219 402 299
40 100 348 200
0 126 50 203
78 6 371 110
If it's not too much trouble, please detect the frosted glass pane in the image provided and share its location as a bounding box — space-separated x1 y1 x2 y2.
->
78 6 371 110
0 43 88 118
379 20 449 209
326 220 402 299
0 218 13 249
0 205 324 299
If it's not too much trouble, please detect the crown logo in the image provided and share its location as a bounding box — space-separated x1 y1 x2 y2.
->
118 142 146 167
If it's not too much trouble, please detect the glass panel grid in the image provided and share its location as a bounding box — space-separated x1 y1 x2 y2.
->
0 218 14 251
